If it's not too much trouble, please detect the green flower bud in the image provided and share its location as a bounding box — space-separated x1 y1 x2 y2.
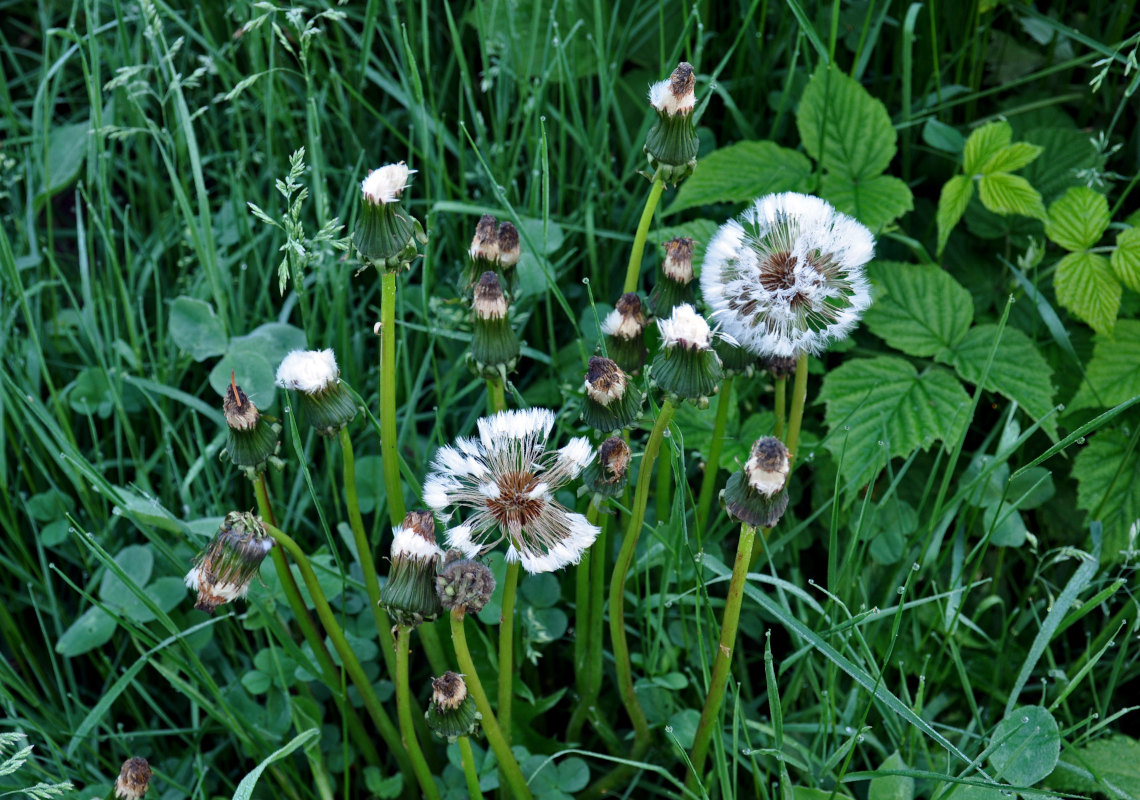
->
722 437 791 527
380 511 443 628
220 376 283 479
425 671 480 742
185 512 275 614
436 549 496 614
581 436 632 498
580 356 643 434
354 162 426 273
648 237 696 316
651 304 723 407
601 293 649 375
275 349 358 437
644 62 699 184
467 271 521 381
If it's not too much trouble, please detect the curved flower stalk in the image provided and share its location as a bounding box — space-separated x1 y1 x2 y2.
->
423 408 600 574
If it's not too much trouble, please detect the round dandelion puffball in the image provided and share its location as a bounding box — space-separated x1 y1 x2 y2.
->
361 162 414 204
700 192 874 358
276 349 339 394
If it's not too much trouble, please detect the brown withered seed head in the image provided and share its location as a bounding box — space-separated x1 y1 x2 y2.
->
662 237 695 283
114 757 152 800
612 293 647 337
470 214 500 261
497 221 521 267
764 356 797 378
585 356 628 406
223 375 259 431
436 550 496 613
431 671 469 711
473 271 509 319
598 437 632 484
670 62 695 98
744 437 790 497
403 511 437 545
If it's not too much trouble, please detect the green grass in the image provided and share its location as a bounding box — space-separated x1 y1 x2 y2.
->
2 0 1139 798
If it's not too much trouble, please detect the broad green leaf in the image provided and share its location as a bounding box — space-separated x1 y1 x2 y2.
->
208 350 276 410
1050 736 1140 800
988 706 1060 785
231 728 320 800
666 141 812 215
821 173 913 232
1045 186 1110 251
229 322 307 373
984 502 1028 547
1021 127 1105 201
936 175 973 256
977 172 1046 220
99 545 154 607
56 606 117 657
169 296 228 361
797 63 896 181
922 119 964 154
963 120 1012 176
1054 251 1120 334
863 262 974 357
981 142 1042 175
1069 321 1140 410
939 324 1057 439
819 357 971 487
1074 428 1140 558
37 123 89 204
1110 226 1140 292
869 752 914 800
665 708 701 749
68 367 114 418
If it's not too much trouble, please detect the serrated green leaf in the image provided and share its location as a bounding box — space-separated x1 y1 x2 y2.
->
939 324 1057 439
977 173 1046 220
1054 251 1120 334
869 751 914 800
1050 736 1140 800
1069 321 1140 411
797 63 896 182
666 141 812 215
169 296 228 361
863 262 974 357
988 706 1060 785
819 356 971 488
936 175 974 256
963 120 1012 176
821 173 913 232
1074 427 1140 558
981 142 1042 175
1045 186 1110 251
1110 227 1140 292
1021 127 1105 202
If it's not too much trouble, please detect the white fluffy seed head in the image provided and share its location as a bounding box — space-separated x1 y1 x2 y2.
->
477 408 555 451
657 303 712 350
361 162 414 204
275 349 339 393
391 524 444 562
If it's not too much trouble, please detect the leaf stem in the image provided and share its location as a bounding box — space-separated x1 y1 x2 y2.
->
622 176 666 294
396 626 443 800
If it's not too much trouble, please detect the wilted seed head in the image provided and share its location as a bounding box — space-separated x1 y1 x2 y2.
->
114 757 152 800
436 549 496 613
185 512 275 614
223 375 258 431
473 271 509 320
745 437 790 497
662 237 695 284
401 511 437 547
380 511 443 627
649 61 696 116
431 671 468 711
601 293 648 340
497 222 521 268
764 355 797 379
585 356 628 406
470 214 500 262
598 437 632 484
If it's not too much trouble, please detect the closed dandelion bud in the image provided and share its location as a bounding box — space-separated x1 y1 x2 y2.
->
220 376 283 479
601 292 649 375
380 511 443 628
645 62 699 184
114 757 152 800
581 356 643 433
764 355 797 379
651 303 723 407
185 512 275 614
425 671 480 742
715 336 759 377
275 349 357 437
469 214 500 263
497 221 521 268
648 237 696 316
354 162 426 273
581 436 632 498
723 437 790 527
467 271 521 381
436 549 496 614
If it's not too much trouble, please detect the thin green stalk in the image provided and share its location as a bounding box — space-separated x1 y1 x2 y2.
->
685 523 757 791
773 375 787 440
380 271 405 527
622 176 666 294
488 376 507 414
594 398 676 794
696 375 735 532
458 737 486 800
265 523 414 783
783 354 810 462
573 503 599 682
450 610 535 800
498 559 520 744
339 428 398 678
396 627 443 800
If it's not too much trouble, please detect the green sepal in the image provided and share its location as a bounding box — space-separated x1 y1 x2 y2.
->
714 337 758 376
651 346 723 406
648 275 695 317
645 110 699 185
426 696 480 743
605 334 647 376
354 198 420 273
469 315 521 377
722 471 789 528
222 420 283 479
295 384 358 437
582 457 631 498
379 557 441 628
580 387 644 434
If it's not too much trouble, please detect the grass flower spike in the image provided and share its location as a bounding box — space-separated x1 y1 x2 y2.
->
185 512 274 613
652 302 723 406
424 408 599 573
701 192 874 358
114 757 152 800
275 348 358 436
354 161 425 272
379 511 444 627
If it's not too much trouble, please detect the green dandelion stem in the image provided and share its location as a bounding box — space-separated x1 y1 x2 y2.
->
784 353 810 463
773 375 787 440
379 270 405 527
622 176 666 294
396 626 443 800
458 737 485 800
